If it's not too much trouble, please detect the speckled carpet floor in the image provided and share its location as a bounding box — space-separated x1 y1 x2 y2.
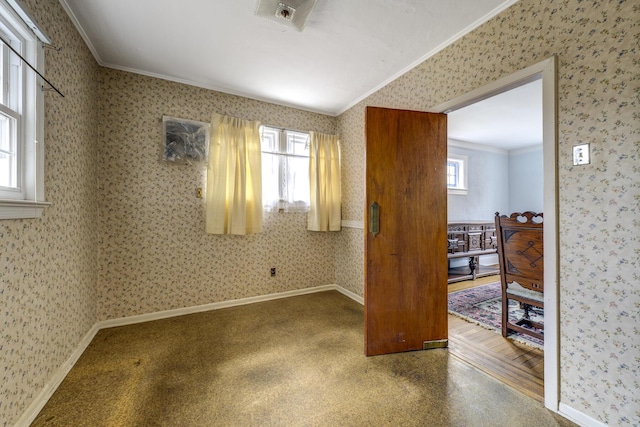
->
32 291 575 427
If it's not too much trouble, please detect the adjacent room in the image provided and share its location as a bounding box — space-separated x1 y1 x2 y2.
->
1 1 637 426
444 79 545 400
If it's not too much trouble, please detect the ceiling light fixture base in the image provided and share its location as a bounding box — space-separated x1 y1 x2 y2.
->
255 0 317 31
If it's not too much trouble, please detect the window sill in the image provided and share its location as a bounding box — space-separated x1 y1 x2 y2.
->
447 188 468 196
0 199 52 219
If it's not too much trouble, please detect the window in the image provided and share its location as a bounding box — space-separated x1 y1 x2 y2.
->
260 125 310 212
0 28 21 190
446 161 459 188
0 0 48 219
447 154 468 195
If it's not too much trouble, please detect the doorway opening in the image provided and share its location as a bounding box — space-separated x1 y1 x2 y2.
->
445 79 544 401
433 56 558 411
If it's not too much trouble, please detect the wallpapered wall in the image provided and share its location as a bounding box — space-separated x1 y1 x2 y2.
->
0 0 100 425
336 0 638 425
98 69 338 320
2 1 338 423
2 0 637 425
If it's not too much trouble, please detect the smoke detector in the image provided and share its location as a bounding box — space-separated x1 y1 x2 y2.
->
255 0 318 31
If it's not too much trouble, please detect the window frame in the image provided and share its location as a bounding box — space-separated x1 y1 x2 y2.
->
0 0 49 219
447 154 468 196
260 125 310 212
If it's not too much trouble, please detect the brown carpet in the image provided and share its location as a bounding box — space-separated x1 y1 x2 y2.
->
32 291 575 426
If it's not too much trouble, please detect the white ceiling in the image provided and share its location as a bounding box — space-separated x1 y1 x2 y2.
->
448 79 543 151
58 0 538 150
60 0 517 116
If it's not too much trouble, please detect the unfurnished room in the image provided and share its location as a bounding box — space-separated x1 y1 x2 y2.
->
1 0 638 426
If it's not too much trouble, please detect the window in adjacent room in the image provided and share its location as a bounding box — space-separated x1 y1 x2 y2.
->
0 0 49 219
447 154 468 195
260 125 310 212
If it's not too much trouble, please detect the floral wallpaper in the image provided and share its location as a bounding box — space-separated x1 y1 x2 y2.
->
97 69 338 319
0 0 100 425
336 0 639 425
2 3 338 425
1 0 637 426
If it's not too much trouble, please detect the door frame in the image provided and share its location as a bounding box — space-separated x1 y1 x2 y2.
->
432 56 559 412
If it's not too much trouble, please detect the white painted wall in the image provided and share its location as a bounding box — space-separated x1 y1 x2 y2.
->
447 141 509 222
447 141 543 268
447 141 543 219
508 146 543 213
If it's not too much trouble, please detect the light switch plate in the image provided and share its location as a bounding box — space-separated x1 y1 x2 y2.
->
573 143 590 165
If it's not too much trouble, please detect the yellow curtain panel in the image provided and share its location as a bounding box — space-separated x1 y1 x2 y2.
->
206 113 263 235
307 132 341 231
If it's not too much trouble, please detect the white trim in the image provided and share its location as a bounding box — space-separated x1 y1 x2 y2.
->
558 403 607 427
13 323 101 427
434 64 544 114
58 0 519 117
446 153 468 194
5 0 49 43
22 283 601 425
107 63 335 116
52 2 335 120
341 220 364 229
434 56 560 412
448 138 508 155
541 56 560 412
0 0 48 219
509 144 543 156
334 285 364 305
98 285 338 329
57 0 99 62
14 284 362 426
336 0 520 116
0 199 50 218
59 1 340 117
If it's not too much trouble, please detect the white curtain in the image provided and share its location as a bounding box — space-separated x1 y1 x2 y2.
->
261 150 281 212
261 130 310 213
206 113 263 235
307 132 341 231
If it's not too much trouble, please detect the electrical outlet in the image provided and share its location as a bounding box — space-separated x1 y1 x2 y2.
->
270 267 276 277
196 188 203 198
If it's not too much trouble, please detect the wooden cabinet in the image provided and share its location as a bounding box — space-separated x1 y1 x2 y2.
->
447 221 499 283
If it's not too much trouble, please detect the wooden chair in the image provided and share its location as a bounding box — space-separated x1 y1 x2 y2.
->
494 212 544 341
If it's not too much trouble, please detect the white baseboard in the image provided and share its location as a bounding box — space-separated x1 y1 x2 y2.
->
17 284 600 427
14 284 362 426
14 323 101 427
341 220 364 229
18 285 598 427
334 285 364 305
559 402 608 427
97 284 346 329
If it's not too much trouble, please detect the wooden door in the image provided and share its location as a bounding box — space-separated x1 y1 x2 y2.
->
365 106 448 356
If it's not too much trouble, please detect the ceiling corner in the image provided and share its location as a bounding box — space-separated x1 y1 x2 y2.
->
58 0 105 66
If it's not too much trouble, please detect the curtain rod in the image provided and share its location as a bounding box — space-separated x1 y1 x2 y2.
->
0 35 64 97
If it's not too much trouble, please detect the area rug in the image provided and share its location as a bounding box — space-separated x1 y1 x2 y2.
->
448 282 543 348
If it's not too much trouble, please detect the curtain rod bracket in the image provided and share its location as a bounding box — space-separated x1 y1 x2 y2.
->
0 35 64 97
42 44 61 52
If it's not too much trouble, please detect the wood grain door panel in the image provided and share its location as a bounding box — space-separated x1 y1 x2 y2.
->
364 106 448 356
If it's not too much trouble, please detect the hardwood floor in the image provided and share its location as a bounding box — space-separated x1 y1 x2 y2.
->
447 275 544 402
